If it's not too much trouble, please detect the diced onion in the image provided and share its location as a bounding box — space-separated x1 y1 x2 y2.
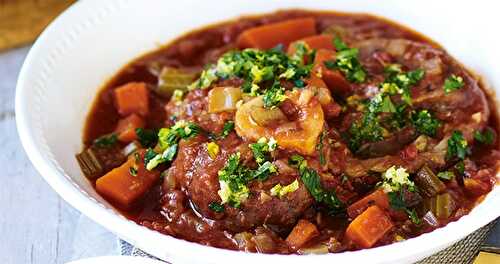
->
253 233 276 253
386 39 407 56
208 86 242 113
122 141 141 156
422 211 439 227
298 244 329 255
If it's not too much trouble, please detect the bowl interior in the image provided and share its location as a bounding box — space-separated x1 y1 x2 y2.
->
16 0 500 263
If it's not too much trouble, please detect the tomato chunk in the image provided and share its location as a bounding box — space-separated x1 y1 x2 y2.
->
346 205 393 249
114 82 149 116
237 18 316 49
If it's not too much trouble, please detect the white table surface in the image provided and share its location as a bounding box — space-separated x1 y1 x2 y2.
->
0 46 118 264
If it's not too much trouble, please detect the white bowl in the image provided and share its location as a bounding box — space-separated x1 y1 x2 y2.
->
15 0 500 263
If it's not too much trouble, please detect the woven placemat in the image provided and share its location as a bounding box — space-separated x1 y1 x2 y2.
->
120 219 496 263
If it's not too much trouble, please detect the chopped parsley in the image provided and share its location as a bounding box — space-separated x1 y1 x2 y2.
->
379 95 396 113
145 120 201 170
316 131 327 166
129 166 138 177
348 65 425 151
249 137 278 181
270 179 299 198
446 131 469 160
382 167 420 225
388 190 407 210
188 47 314 108
251 161 277 181
146 144 178 170
407 208 421 225
93 133 118 148
144 148 157 165
288 155 344 214
381 64 424 105
262 81 287 108
348 95 385 151
217 138 280 208
328 37 366 83
135 128 158 147
443 74 464 94
208 202 225 213
217 152 251 207
474 128 495 145
387 104 408 130
411 109 441 137
437 171 455 180
249 137 277 165
455 160 465 175
220 121 235 138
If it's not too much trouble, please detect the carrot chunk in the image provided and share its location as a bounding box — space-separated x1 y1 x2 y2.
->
96 150 159 209
287 34 335 54
237 18 316 49
115 114 145 142
345 205 393 249
285 219 320 250
347 189 390 218
312 49 351 94
114 82 149 116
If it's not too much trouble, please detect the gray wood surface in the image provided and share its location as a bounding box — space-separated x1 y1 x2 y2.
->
0 46 116 264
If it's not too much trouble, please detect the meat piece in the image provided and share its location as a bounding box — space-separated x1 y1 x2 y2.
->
355 127 417 159
164 133 314 232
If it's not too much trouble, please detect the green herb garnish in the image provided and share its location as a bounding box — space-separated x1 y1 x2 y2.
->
220 121 235 138
348 95 385 151
447 130 469 160
144 148 158 165
388 189 420 225
316 131 327 166
262 81 287 108
249 137 277 165
189 47 314 109
474 128 495 145
135 128 158 147
93 133 118 148
411 109 441 137
437 171 455 180
129 166 138 177
288 154 344 214
251 161 277 181
406 208 421 225
330 37 366 83
145 120 201 170
217 152 251 207
443 75 464 94
208 202 225 213
381 65 424 105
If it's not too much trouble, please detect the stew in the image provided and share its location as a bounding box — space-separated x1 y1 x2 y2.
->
77 10 500 254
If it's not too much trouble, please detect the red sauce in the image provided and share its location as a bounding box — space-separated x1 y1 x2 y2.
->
80 10 499 254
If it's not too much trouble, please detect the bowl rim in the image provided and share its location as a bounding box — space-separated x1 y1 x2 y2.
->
15 0 500 263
